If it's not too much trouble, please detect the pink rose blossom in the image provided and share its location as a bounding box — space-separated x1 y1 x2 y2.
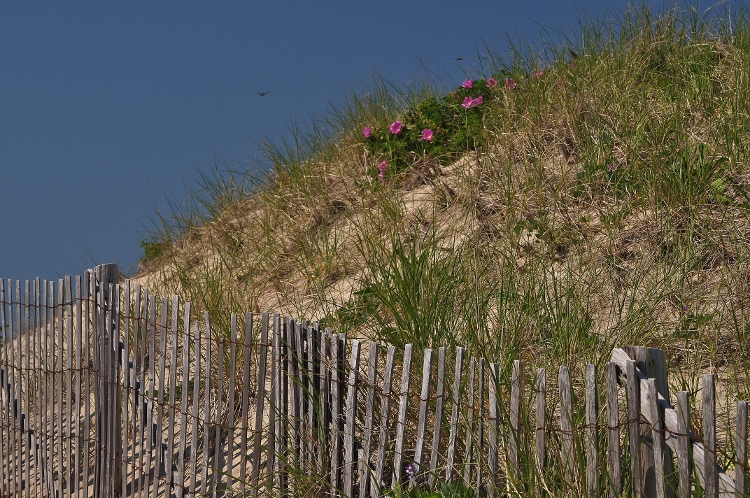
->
505 78 517 90
462 79 474 89
532 70 544 79
421 129 434 141
461 96 473 109
471 96 483 106
390 121 402 134
486 77 498 87
377 160 388 184
363 126 372 138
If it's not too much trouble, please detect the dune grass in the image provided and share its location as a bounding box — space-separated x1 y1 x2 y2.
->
138 3 750 494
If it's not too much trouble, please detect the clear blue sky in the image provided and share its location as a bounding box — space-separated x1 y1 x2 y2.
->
0 1 722 281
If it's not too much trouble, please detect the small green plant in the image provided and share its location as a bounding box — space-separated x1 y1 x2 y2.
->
361 76 516 182
139 239 168 265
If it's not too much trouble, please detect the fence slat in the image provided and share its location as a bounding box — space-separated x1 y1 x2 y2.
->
176 301 192 498
225 313 238 492
200 315 214 496
535 368 546 497
165 295 180 496
559 365 574 496
646 378 666 498
605 362 621 498
250 312 269 497
343 339 361 498
736 400 748 496
488 362 499 497
510 360 522 482
626 359 642 496
463 357 476 486
585 364 598 498
188 320 202 495
445 347 464 484
238 312 253 495
373 345 396 497
428 346 446 488
330 329 342 495
152 297 168 498
703 374 717 498
414 347 433 481
359 342 379 498
475 357 485 492
393 343 413 488
675 391 691 498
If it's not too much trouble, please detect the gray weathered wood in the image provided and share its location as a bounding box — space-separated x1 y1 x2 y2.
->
330 329 342 495
476 357 485 492
64 276 73 496
585 364 598 498
535 368 546 477
445 347 464 483
488 362 499 497
675 391 691 498
611 348 739 496
212 337 226 497
165 295 180 495
359 342 379 498
82 277 91 498
238 312 253 494
188 321 202 495
343 340 361 498
463 356 476 486
153 296 169 498
510 360 522 481
559 365 574 495
175 301 192 497
393 343 413 488
200 315 214 496
250 313 269 497
373 345 396 497
93 265 122 498
736 400 748 496
144 295 157 497
265 314 278 492
647 379 666 498
704 374 717 498
225 313 239 491
120 280 131 498
428 346 447 488
414 347 433 480
605 362 621 498
270 314 282 491
626 359 642 497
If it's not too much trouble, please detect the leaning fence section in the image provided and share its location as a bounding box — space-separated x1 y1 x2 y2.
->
0 265 748 497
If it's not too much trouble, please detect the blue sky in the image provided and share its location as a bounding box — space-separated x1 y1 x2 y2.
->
0 1 722 281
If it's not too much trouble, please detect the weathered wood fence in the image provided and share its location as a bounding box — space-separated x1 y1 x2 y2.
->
0 264 748 497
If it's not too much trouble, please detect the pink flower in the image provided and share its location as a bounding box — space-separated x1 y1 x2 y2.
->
471 96 483 106
486 77 498 87
462 79 474 89
461 96 473 109
532 70 544 79
390 121 402 134
505 78 517 90
363 126 372 138
421 129 434 141
377 160 388 184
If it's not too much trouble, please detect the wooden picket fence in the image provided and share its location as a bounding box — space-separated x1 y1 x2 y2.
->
0 264 748 497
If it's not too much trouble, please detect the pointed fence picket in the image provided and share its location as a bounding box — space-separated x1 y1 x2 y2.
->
0 265 748 497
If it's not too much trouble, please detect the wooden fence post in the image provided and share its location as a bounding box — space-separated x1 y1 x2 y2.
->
93 263 121 498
